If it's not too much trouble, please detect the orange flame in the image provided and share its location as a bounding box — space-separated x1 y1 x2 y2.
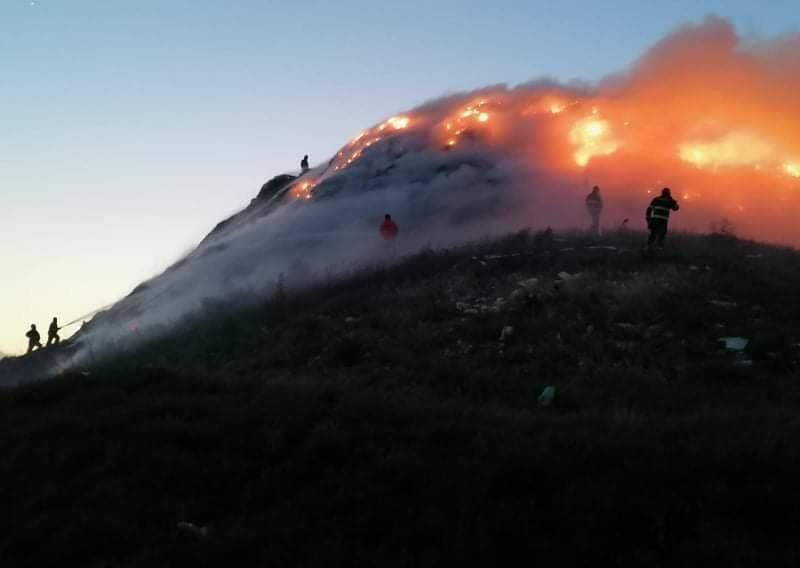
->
569 116 620 167
291 180 317 200
679 132 774 169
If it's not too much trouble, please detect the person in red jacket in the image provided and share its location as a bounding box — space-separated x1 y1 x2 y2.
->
379 214 399 241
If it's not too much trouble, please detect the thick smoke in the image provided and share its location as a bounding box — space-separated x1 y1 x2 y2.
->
12 16 800 382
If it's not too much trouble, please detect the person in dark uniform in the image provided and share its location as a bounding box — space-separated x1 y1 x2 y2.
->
586 186 603 236
26 324 43 354
47 317 61 347
646 187 680 249
300 155 310 173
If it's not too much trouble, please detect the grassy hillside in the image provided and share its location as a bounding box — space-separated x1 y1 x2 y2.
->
3 230 800 566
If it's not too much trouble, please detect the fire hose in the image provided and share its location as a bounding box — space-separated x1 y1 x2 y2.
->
60 302 116 329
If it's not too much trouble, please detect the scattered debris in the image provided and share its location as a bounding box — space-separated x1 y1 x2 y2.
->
557 271 583 281
719 337 749 351
482 253 522 260
537 386 557 408
177 521 211 538
733 355 754 368
445 339 474 358
518 277 539 290
499 326 515 342
615 323 645 337
509 289 526 301
644 324 665 340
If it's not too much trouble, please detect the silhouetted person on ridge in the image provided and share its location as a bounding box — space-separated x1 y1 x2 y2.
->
379 214 399 241
47 317 61 347
646 187 680 249
300 155 310 173
585 185 603 236
26 324 43 354
535 226 554 249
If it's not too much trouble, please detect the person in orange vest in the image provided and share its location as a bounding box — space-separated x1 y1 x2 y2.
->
379 214 399 241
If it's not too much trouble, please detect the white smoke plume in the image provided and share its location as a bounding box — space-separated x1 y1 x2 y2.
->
5 15 800 383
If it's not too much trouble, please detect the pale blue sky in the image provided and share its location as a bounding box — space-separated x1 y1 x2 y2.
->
1 0 797 354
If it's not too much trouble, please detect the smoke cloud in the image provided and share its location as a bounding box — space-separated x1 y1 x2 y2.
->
11 16 800 382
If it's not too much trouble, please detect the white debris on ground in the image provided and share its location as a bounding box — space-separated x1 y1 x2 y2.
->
498 326 515 342
177 521 211 538
719 337 749 351
472 252 523 263
557 271 583 281
444 339 474 358
537 386 556 408
719 337 753 368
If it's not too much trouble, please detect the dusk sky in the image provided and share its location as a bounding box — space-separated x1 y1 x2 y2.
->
2 0 798 355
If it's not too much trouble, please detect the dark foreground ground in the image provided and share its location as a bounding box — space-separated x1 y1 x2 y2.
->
2 230 800 566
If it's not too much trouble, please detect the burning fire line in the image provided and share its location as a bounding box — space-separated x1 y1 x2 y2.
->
324 25 800 199
292 179 317 200
334 115 412 171
441 100 494 149
330 97 800 184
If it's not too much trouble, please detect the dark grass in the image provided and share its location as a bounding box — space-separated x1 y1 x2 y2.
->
4 371 800 566
3 230 800 565
101 230 800 403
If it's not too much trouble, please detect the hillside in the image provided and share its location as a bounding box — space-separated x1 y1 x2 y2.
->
3 229 800 565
